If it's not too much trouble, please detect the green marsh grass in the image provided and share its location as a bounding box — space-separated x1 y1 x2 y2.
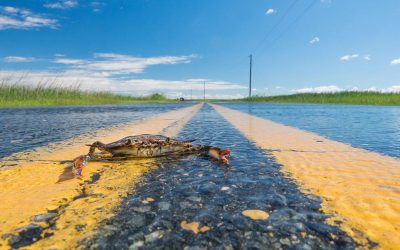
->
0 83 172 107
237 91 400 106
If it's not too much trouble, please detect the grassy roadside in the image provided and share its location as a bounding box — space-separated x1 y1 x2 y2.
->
0 84 174 107
230 91 400 106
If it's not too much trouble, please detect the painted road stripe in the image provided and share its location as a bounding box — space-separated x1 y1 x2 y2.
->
211 103 400 250
0 103 201 249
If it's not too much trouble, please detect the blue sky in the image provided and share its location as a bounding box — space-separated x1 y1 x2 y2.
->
1 0 400 98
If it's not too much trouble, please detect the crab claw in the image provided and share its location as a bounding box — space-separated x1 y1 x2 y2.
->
219 149 231 165
72 155 90 176
73 168 83 176
208 147 231 165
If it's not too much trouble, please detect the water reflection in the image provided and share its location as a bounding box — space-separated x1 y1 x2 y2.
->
0 103 190 158
222 103 400 158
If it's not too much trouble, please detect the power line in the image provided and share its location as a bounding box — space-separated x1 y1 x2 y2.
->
220 0 299 76
249 0 318 94
220 0 318 95
261 0 318 52
251 0 300 54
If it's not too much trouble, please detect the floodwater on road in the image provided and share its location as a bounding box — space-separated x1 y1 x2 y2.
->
0 103 191 158
82 104 357 249
221 103 400 159
1 102 398 249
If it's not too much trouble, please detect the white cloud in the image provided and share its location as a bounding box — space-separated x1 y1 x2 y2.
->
0 52 254 99
340 53 372 61
265 9 276 15
3 56 35 62
0 70 246 98
3 6 18 13
382 86 400 93
292 85 400 94
293 85 342 93
340 54 359 61
0 52 245 98
365 87 377 92
350 86 359 91
122 79 246 91
391 58 400 65
44 1 78 9
54 58 87 65
53 53 196 75
177 93 245 100
0 6 57 30
309 37 320 44
91 2 106 12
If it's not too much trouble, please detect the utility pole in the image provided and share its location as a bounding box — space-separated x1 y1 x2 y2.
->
190 87 192 101
249 54 253 97
203 81 206 102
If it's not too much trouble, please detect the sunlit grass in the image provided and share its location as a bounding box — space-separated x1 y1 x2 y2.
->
0 83 172 107
237 91 400 106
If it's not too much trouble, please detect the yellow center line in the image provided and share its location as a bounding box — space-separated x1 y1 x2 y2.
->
0 103 202 249
211 103 400 250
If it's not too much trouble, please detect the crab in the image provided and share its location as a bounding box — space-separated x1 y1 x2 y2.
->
71 134 230 176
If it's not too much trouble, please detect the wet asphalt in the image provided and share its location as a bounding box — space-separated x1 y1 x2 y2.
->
81 104 358 250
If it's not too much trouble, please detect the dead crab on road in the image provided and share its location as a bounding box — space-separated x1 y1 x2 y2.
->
71 134 230 176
